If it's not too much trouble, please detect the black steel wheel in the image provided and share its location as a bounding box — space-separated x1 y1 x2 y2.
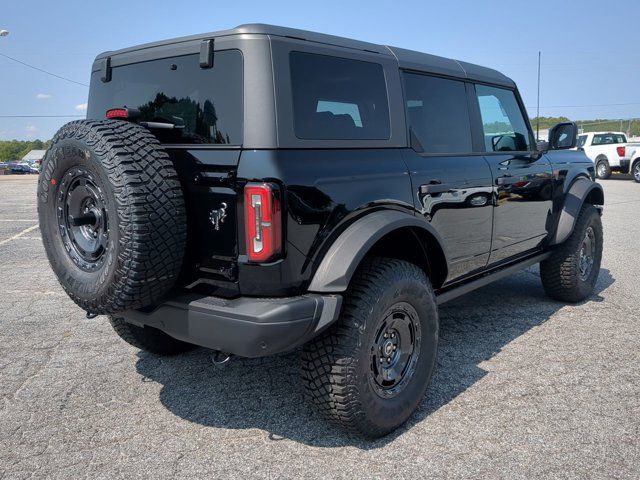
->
301 257 439 438
369 302 421 398
56 167 110 271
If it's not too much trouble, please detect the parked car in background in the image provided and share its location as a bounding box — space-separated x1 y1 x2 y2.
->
577 132 637 179
10 163 31 174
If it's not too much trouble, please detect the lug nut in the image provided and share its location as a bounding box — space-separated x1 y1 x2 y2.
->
383 333 388 338
387 357 391 363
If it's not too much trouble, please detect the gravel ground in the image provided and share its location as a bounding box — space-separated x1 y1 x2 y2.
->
0 174 638 479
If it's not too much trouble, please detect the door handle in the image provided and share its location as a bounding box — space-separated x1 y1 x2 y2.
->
419 183 453 195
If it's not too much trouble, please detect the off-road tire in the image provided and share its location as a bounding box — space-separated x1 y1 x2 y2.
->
38 120 186 315
596 158 611 179
301 257 439 438
109 316 195 355
541 204 603 302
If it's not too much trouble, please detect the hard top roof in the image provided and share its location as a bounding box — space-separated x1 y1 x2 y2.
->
95 23 514 88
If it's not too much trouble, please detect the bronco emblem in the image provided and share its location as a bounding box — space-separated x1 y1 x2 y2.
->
209 202 228 231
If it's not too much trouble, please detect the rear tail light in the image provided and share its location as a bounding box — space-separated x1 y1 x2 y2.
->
244 183 282 262
617 146 626 157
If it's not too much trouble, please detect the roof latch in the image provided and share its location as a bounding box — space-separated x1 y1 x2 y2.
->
199 39 214 69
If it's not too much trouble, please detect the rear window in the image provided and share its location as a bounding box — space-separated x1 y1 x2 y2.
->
592 133 627 145
88 50 243 145
289 52 390 140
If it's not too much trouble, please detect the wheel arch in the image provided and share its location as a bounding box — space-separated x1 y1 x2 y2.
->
550 177 604 246
307 210 448 292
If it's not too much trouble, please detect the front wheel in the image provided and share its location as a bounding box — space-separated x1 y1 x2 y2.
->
301 257 439 438
541 204 603 302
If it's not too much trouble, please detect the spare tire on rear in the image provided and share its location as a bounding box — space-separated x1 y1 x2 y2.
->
38 119 186 315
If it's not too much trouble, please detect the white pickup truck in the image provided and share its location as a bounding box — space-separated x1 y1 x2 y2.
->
577 132 638 181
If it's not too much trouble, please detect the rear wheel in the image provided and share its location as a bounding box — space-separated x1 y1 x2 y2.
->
301 257 438 437
541 204 603 302
109 317 196 356
633 161 640 183
596 158 611 179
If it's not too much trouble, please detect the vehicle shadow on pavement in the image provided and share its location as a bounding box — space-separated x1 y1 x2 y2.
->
135 267 614 448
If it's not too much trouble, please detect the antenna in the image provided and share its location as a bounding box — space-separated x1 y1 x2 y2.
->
536 51 541 142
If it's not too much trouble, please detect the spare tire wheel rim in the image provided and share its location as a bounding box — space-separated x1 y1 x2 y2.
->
578 226 595 281
369 301 422 398
56 166 109 271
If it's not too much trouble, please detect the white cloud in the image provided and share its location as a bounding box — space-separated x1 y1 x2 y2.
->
36 93 52 100
25 125 38 137
75 103 88 112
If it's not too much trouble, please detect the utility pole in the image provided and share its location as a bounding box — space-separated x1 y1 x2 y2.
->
536 51 541 142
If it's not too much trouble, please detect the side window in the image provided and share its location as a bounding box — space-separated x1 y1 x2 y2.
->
577 135 588 148
289 52 390 140
476 85 532 152
402 72 472 154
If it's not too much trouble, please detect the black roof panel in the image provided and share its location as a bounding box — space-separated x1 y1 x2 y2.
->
95 23 514 87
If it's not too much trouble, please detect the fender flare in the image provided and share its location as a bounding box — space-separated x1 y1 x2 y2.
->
550 177 604 245
308 210 448 293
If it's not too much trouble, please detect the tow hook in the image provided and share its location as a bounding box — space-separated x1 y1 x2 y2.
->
210 351 232 367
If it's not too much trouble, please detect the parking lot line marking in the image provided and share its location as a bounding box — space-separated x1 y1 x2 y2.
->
0 224 39 246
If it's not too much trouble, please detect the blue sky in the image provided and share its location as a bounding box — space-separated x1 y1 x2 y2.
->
1 0 639 140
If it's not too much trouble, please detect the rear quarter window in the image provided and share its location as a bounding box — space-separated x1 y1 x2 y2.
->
289 52 390 140
592 134 627 145
87 50 243 145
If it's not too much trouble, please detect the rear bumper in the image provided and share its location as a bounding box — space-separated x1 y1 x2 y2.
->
114 293 342 358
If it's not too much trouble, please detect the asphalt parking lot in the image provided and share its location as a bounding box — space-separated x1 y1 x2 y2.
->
0 174 638 479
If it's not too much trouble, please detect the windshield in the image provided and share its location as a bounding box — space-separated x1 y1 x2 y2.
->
88 50 243 145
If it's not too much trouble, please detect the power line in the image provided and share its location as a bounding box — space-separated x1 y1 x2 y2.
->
0 52 89 87
0 115 85 118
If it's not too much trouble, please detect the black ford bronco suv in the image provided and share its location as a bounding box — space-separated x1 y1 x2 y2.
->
38 24 604 437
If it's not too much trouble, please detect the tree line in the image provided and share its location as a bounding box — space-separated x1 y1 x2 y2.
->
0 139 51 162
2 116 639 161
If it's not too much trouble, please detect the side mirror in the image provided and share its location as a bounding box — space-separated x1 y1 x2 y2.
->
548 122 578 150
